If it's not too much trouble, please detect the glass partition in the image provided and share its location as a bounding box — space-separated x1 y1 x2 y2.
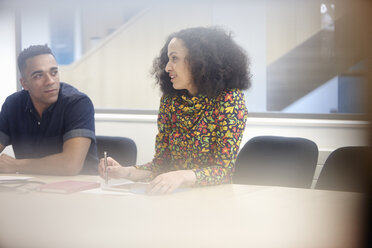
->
6 0 372 118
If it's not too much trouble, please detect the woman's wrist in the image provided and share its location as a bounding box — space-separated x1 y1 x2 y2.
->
179 170 196 187
122 166 153 182
121 166 134 180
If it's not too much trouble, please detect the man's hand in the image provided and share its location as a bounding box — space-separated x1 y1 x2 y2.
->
0 154 17 173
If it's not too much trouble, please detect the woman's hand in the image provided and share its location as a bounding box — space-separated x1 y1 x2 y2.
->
98 157 130 180
146 170 196 195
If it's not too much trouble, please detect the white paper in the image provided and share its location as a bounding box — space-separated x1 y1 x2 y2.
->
0 176 33 183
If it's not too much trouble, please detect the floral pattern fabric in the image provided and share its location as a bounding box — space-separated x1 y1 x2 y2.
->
136 88 248 186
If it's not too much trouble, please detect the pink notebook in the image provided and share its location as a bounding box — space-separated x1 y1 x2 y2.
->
38 180 100 194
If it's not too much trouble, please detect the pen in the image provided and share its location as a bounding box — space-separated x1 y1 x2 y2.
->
104 151 108 184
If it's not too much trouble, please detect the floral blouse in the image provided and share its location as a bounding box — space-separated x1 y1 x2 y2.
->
136 88 248 186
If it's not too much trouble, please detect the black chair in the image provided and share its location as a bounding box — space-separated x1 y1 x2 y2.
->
315 146 371 193
96 135 137 166
234 136 318 188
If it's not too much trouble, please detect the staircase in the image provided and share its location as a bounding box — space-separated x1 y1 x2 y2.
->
267 12 369 111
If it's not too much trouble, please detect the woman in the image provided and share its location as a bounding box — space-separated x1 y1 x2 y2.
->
99 27 251 194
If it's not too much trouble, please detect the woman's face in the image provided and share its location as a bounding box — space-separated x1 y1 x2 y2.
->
165 38 197 96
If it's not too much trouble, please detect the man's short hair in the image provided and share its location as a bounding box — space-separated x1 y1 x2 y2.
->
17 44 55 76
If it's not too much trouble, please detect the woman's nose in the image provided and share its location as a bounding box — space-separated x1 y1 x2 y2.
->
165 61 171 72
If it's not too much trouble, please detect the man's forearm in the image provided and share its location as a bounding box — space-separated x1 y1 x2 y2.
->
14 152 85 176
10 137 91 176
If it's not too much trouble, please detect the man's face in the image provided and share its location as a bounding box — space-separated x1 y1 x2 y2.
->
20 54 60 114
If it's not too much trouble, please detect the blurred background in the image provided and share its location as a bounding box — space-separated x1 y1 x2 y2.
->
1 0 371 116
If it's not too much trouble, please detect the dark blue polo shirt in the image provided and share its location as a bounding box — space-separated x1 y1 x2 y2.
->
0 82 98 174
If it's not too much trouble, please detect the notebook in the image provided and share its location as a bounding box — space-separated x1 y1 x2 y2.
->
37 180 100 194
102 182 148 194
101 182 190 195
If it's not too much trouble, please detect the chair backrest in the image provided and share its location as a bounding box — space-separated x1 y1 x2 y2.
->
96 136 137 166
315 146 370 193
234 136 318 188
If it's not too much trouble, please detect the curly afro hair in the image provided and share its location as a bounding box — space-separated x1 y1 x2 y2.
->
152 26 251 97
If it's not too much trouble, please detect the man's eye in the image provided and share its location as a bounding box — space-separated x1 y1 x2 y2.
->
51 70 58 76
33 74 42 79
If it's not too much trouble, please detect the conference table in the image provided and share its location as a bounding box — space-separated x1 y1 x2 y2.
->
0 174 366 248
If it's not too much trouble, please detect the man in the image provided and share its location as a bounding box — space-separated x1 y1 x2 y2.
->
0 44 98 175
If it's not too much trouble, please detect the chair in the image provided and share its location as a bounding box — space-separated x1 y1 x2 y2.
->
96 136 137 166
315 146 371 193
234 136 318 188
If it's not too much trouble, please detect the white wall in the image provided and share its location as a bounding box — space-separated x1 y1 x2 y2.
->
60 1 269 112
283 77 339 113
0 9 17 106
213 1 267 112
20 8 50 49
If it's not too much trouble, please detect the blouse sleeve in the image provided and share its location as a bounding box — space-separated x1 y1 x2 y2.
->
192 89 248 186
135 95 172 175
